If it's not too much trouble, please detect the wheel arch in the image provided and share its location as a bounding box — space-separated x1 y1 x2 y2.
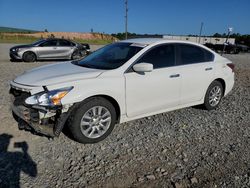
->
213 78 226 96
22 51 37 61
71 48 81 60
76 94 121 123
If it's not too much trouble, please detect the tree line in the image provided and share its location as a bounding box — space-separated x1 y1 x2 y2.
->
111 32 250 47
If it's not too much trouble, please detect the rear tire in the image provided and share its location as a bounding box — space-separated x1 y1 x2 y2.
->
22 52 36 62
203 80 223 110
68 97 117 143
71 50 81 60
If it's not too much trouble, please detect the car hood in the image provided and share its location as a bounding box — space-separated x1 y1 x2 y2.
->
10 44 33 50
14 62 103 86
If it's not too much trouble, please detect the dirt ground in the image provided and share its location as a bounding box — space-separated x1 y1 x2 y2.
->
0 43 250 188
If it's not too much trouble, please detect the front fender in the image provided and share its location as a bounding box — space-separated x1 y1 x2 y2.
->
46 76 126 118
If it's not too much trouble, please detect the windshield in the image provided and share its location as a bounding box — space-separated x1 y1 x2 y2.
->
32 39 46 46
75 42 143 70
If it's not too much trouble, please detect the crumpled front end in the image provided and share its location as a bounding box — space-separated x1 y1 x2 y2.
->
9 83 73 138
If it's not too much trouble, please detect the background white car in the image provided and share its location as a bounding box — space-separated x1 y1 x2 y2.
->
10 38 235 143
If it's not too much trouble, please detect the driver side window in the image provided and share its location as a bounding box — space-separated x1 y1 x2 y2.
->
138 44 175 69
40 40 57 47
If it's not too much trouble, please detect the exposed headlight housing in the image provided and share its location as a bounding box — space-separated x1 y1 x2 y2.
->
25 86 73 106
12 48 19 52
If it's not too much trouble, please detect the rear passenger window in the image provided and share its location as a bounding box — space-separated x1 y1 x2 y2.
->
138 44 175 69
58 40 73 46
179 44 214 65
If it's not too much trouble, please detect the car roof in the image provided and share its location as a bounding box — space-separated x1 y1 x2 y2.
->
121 38 164 45
121 38 203 46
45 38 68 41
120 38 217 57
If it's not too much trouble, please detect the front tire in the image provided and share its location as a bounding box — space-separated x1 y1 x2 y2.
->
203 81 223 110
68 97 117 143
22 52 36 62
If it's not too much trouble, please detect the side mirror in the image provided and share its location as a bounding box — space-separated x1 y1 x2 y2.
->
133 63 153 73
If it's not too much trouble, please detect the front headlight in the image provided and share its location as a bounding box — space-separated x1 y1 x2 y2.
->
25 86 73 106
12 48 19 52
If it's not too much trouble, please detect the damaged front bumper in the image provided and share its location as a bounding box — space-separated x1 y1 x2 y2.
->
11 103 73 137
10 84 74 138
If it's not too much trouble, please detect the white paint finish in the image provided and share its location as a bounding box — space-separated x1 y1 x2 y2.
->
11 39 235 124
133 62 153 72
125 66 181 117
14 61 103 86
178 62 215 105
10 81 44 95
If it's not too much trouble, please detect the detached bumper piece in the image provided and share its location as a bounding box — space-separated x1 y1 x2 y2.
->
10 87 71 138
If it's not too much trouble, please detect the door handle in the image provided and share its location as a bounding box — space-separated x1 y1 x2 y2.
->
205 67 213 71
170 74 180 78
53 47 57 49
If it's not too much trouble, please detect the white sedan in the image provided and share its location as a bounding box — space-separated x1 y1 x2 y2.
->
10 38 235 143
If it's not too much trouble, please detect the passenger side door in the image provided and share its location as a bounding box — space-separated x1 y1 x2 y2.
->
57 40 75 58
125 44 181 118
36 40 60 58
176 44 215 105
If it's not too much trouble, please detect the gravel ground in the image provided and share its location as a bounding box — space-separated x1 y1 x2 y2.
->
0 43 250 188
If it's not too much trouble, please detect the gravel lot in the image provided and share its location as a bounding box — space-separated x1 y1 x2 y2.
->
0 43 250 188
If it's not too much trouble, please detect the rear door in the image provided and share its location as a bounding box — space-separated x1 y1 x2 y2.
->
57 40 75 58
176 44 215 105
36 40 59 58
125 44 181 118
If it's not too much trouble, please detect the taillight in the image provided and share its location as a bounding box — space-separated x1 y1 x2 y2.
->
227 63 235 73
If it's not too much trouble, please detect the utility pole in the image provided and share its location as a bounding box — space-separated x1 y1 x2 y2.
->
198 22 203 44
125 0 128 39
221 27 233 55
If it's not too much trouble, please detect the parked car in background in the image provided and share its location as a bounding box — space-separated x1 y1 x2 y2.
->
10 38 90 62
204 43 240 54
10 38 235 143
236 44 250 52
81 43 91 55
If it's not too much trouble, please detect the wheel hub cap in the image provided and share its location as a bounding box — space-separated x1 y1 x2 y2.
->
80 106 111 139
209 86 222 107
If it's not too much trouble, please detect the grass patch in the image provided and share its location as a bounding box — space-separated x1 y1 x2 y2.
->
0 34 113 45
74 38 114 45
0 34 38 44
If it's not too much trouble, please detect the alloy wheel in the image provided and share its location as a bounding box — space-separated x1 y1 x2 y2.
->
80 106 112 139
208 86 222 107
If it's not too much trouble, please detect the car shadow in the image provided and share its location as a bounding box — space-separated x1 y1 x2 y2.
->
0 134 37 187
10 59 22 63
192 104 206 110
62 122 76 142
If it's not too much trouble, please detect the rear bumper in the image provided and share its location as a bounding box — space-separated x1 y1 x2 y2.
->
224 73 235 96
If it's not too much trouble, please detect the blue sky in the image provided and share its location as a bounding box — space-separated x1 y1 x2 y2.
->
0 0 250 35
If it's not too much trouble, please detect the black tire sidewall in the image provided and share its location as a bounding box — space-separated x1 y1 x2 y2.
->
69 97 117 144
23 52 36 62
71 50 80 60
204 81 223 110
